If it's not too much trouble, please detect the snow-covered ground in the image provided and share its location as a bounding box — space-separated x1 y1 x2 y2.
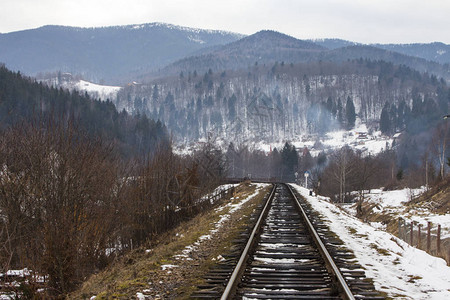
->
198 183 237 204
174 122 394 158
132 183 270 299
315 123 392 156
292 184 450 299
173 183 269 261
39 75 122 101
345 187 450 239
259 123 393 157
72 80 121 101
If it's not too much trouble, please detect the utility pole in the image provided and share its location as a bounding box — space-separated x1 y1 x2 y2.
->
304 171 310 189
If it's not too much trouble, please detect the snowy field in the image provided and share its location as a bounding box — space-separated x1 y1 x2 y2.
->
344 187 450 239
292 184 450 299
175 122 394 158
73 80 121 101
257 123 393 157
39 75 122 101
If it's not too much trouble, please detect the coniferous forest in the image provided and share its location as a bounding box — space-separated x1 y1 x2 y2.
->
0 64 168 157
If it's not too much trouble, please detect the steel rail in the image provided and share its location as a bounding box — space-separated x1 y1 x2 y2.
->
220 184 277 300
286 184 356 300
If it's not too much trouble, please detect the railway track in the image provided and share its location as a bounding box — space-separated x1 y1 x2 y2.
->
191 183 384 299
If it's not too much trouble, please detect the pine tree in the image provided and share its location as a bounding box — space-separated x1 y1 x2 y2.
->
380 104 391 135
281 142 298 181
345 96 356 129
389 104 398 133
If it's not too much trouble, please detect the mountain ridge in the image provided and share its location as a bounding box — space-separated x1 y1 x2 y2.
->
1 23 450 85
312 38 450 65
0 23 244 84
147 30 327 79
152 31 450 81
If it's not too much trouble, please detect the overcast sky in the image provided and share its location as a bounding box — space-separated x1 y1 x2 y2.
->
1 0 449 44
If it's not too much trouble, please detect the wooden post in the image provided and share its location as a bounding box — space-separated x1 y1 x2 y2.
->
418 224 422 248
447 247 450 266
437 224 441 254
398 218 402 239
427 222 431 253
410 222 414 245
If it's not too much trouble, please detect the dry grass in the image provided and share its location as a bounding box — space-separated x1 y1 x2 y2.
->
406 178 450 215
369 243 391 256
68 182 271 299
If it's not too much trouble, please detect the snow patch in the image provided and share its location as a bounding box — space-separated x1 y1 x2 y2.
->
345 187 449 239
174 183 269 260
292 184 450 299
74 80 121 100
188 35 205 44
161 264 178 271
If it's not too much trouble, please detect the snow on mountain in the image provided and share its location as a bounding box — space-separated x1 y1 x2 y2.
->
73 80 121 101
174 124 392 158
187 35 206 44
253 122 393 157
123 22 242 37
292 184 450 299
0 23 243 84
38 74 121 101
177 121 391 158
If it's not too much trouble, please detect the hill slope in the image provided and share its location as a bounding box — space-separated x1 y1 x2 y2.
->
0 23 243 84
116 59 449 145
374 42 450 65
323 45 449 79
312 38 450 66
155 30 326 78
0 65 167 157
155 31 450 81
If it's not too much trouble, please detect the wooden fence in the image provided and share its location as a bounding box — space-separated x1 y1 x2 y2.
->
398 218 449 265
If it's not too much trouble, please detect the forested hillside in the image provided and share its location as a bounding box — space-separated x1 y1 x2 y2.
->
153 31 450 81
313 39 450 66
117 59 449 144
0 64 168 157
374 42 450 65
0 23 243 84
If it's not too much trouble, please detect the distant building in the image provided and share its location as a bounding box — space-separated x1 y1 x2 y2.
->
356 132 368 139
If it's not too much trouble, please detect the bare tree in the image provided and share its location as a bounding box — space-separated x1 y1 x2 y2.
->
0 118 228 297
0 120 120 295
322 146 357 202
351 153 382 216
430 121 449 180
